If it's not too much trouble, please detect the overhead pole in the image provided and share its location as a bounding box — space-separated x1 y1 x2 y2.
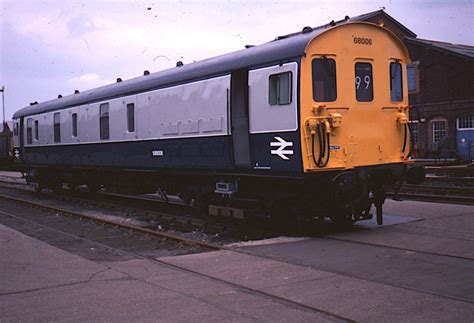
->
0 86 4 126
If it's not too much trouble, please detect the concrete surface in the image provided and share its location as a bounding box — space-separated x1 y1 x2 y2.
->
0 224 339 322
0 171 23 179
1 198 473 322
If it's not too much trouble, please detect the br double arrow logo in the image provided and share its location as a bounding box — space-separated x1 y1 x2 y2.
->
270 136 294 160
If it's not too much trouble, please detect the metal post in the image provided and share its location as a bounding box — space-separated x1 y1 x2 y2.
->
0 86 4 126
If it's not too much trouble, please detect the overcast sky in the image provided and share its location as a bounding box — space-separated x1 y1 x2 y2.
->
0 0 473 121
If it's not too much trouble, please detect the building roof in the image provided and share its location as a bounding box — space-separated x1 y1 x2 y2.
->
279 9 417 40
0 121 12 133
349 10 417 38
404 37 474 60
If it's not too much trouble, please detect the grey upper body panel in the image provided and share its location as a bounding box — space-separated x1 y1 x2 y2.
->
14 26 328 119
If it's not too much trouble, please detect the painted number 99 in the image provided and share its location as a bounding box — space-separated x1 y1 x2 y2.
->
355 75 371 90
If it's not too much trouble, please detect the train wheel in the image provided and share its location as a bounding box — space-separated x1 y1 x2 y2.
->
33 183 44 193
331 211 356 227
87 183 100 194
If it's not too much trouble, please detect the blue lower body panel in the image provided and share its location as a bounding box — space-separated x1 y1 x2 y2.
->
23 136 234 170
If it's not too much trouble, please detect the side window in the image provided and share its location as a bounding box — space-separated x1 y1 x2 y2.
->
457 113 474 130
34 120 39 140
390 62 403 101
13 122 18 136
127 103 135 132
407 62 419 94
72 113 78 137
312 58 337 102
355 62 373 102
432 119 446 143
54 112 61 143
409 122 418 147
26 118 33 144
99 103 109 140
269 72 292 106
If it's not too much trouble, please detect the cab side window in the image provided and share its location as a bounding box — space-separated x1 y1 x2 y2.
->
269 72 292 106
390 62 403 101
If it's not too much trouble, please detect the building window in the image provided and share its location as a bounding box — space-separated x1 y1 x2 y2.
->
355 62 373 102
432 120 446 143
54 112 61 143
127 103 135 132
13 123 18 136
99 103 109 140
457 113 473 130
269 72 292 105
34 120 39 140
72 113 78 137
407 62 420 94
390 62 403 101
26 118 33 144
409 122 418 146
312 58 337 102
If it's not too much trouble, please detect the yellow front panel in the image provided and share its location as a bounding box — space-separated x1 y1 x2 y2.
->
300 23 410 172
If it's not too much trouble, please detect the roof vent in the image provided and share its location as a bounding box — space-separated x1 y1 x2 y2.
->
302 26 313 33
275 35 289 41
29 101 38 106
345 15 350 21
329 20 336 27
74 90 80 94
143 70 150 75
58 95 63 98
245 45 255 49
176 61 183 67
116 78 122 82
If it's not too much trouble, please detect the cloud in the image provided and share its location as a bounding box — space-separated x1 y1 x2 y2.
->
1 0 473 121
67 14 98 37
67 73 114 91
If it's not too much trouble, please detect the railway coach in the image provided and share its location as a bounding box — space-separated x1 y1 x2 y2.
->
12 21 424 225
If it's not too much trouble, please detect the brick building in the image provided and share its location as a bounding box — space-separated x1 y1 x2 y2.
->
350 10 474 160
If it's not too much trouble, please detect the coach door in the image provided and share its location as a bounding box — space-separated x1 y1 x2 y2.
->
247 62 300 171
19 117 25 162
230 69 251 168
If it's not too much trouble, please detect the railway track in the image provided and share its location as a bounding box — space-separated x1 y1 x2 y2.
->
0 192 223 251
0 194 356 322
0 179 281 240
1 174 472 310
387 170 474 205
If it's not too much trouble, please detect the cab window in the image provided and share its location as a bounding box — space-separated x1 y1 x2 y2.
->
390 62 403 101
355 63 373 102
312 58 337 102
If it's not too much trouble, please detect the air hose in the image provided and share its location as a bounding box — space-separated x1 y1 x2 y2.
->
311 122 330 168
402 123 407 153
